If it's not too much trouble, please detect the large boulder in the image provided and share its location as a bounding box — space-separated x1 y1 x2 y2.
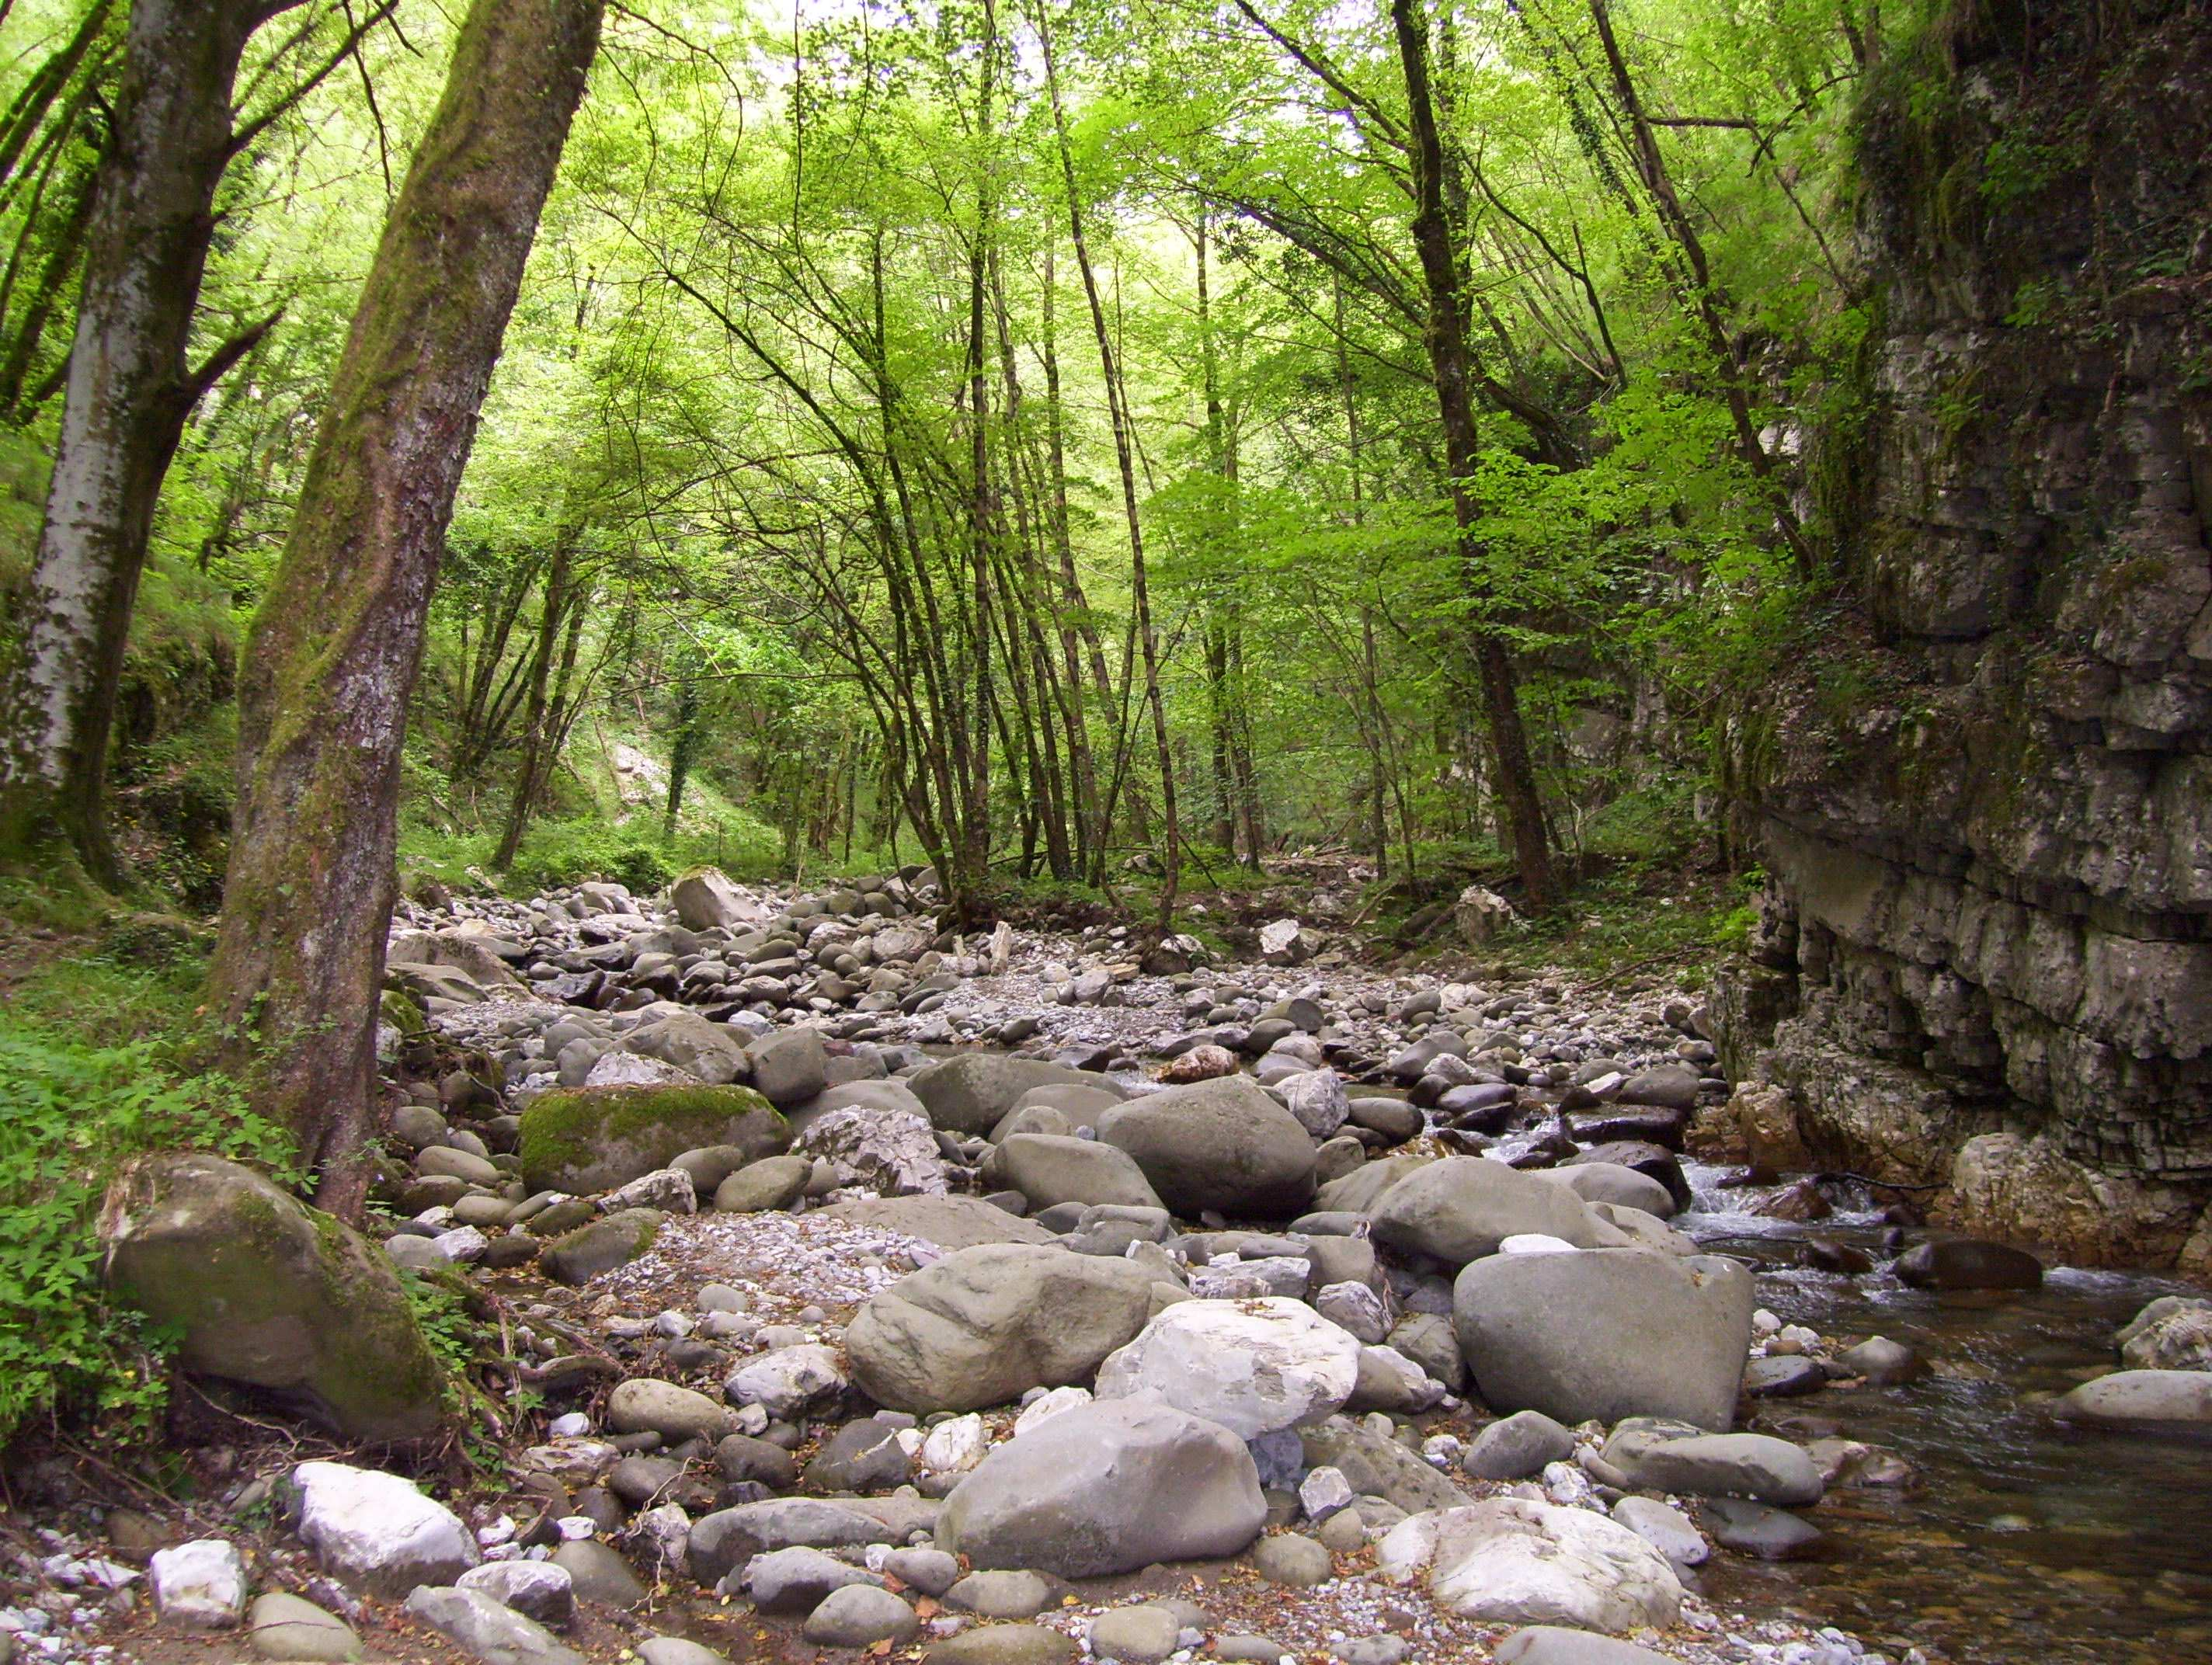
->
1452 1250 1754 1430
1096 1076 1317 1218
1370 1158 1617 1267
909 1055 1128 1138
1095 1298 1360 1438
845 1244 1160 1412
749 1029 830 1108
672 867 769 931
99 1155 447 1444
1378 1499 1682 1632
1313 1153 1435 1215
624 1010 750 1086
2054 1370 2212 1429
981 1135 1163 1211
798 1104 946 1196
937 1400 1265 1576
518 1084 787 1194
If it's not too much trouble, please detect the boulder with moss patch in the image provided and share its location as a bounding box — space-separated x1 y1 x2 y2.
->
518 1083 788 1194
99 1154 449 1444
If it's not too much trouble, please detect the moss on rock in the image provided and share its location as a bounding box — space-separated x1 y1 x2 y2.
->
517 1082 788 1194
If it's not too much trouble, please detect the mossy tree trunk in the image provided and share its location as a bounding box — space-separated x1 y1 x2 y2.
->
210 0 603 1211
0 0 289 881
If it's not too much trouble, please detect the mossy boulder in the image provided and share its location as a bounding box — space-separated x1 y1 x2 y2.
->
518 1083 788 1194
542 1208 664 1286
99 1153 449 1444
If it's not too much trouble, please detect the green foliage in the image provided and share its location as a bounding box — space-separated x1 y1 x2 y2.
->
0 1016 297 1446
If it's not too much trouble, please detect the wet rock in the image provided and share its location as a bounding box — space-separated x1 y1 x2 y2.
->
2054 1369 2212 1429
1453 1250 1755 1430
100 1154 447 1444
2116 1297 2212 1372
937 1399 1266 1576
1837 1336 1924 1385
1743 1355 1828 1398
1096 1297 1361 1437
1699 1497 1822 1560
291 1462 479 1596
845 1243 1157 1413
1377 1497 1681 1632
1096 1075 1318 1218
1894 1236 2043 1291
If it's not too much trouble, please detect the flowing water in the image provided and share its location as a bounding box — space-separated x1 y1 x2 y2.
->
1678 1168 2212 1664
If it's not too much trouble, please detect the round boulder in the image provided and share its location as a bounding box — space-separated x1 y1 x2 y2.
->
1097 1076 1317 1218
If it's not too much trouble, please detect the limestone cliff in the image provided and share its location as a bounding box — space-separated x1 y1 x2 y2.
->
1712 0 2212 1269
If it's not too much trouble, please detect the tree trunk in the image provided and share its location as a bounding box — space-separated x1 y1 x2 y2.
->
1388 0 1555 909
209 0 603 1211
0 0 283 878
492 531 578 870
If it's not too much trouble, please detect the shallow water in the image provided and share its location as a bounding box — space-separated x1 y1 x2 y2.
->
1679 1173 2212 1664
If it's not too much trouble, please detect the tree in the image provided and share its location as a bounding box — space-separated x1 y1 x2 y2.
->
209 0 604 1210
0 1 386 880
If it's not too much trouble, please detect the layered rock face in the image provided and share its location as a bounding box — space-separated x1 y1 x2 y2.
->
1714 0 2212 1268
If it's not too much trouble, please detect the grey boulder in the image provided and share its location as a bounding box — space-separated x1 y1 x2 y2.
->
981 1135 1163 1211
1371 1158 1617 1267
1097 1076 1317 1218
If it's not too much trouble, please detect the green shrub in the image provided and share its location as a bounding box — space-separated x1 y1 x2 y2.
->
0 1020 297 1445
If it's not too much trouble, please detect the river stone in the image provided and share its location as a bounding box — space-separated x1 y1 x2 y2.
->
1088 1603 1184 1663
2054 1369 2212 1428
99 1154 447 1444
845 1243 1157 1412
946 1569 1054 1618
1452 1250 1754 1430
798 1104 946 1196
1376 1498 1682 1632
1463 1410 1575 1481
981 1134 1163 1211
637 1642 732 1665
816 1194 1055 1248
1388 1312 1466 1391
1495 1628 1689 1665
804 1416 913 1492
1278 1069 1351 1138
743 1545 878 1614
1609 1497 1707 1572
923 1626 1080 1665
715 1433 799 1488
725 1342 846 1416
457 1562 575 1627
1299 1416 1468 1516
551 1539 645 1605
1372 1158 1618 1267
1096 1297 1361 1437
1894 1236 2043 1291
673 867 767 930
247 1592 361 1661
402 1585 585 1665
1600 1430 1824 1507
802 1583 919 1647
688 1499 884 1587
1251 1532 1333 1587
149 1538 248 1629
712 1154 812 1213
937 1399 1265 1576
910 1055 1126 1137
608 1379 734 1445
749 1028 830 1107
625 1010 750 1086
1097 1075 1317 1218
518 1083 788 1194
291 1462 479 1596
541 1208 663 1285
1836 1335 1924 1385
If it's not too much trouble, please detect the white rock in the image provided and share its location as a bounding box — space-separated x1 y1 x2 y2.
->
548 1413 592 1438
1278 1069 1349 1138
431 1225 489 1263
1013 1385 1092 1438
1611 1496 1708 1569
457 1559 574 1625
725 1343 848 1416
1315 1281 1392 1344
555 1517 598 1541
1500 1234 1581 1256
292 1462 481 1597
602 1167 697 1215
1299 1466 1354 1521
798 1105 948 1196
1377 1498 1682 1632
1096 1298 1361 1438
920 1413 988 1475
148 1539 247 1629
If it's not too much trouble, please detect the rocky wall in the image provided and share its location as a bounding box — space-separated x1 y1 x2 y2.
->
1712 0 2212 1270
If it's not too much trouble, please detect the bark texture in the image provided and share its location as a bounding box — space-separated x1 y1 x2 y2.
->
210 0 603 1205
0 0 273 876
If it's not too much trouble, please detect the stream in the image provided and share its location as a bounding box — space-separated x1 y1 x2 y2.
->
1678 1167 2212 1665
